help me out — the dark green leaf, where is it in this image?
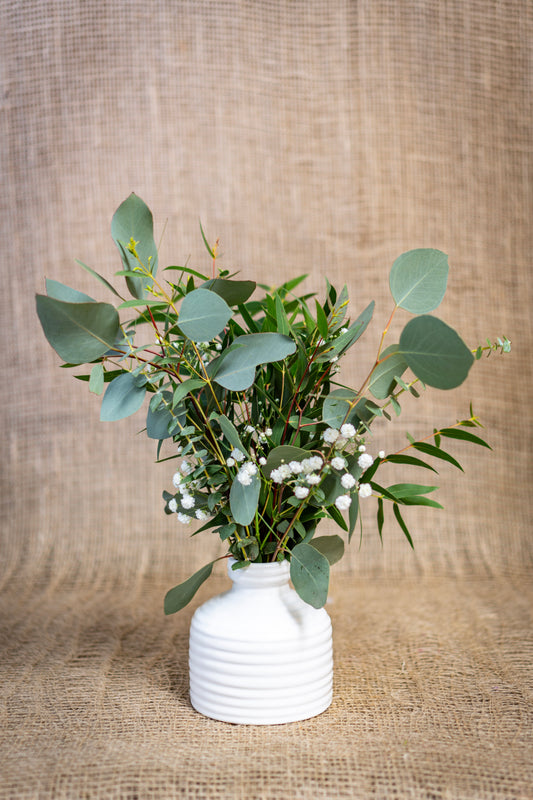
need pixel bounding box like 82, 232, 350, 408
201, 278, 256, 306
412, 441, 464, 471
377, 497, 384, 541
164, 561, 214, 614
385, 454, 438, 473
199, 220, 215, 258
315, 300, 329, 339
348, 492, 359, 541
216, 414, 248, 455
264, 445, 310, 477
393, 504, 414, 548
439, 428, 492, 449
290, 542, 330, 609
36, 295, 120, 364
386, 483, 438, 498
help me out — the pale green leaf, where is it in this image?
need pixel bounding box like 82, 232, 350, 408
390, 249, 448, 313
36, 295, 120, 364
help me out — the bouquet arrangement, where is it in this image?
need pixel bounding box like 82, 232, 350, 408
36, 194, 510, 611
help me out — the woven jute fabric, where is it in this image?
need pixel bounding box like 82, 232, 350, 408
1, 1, 532, 797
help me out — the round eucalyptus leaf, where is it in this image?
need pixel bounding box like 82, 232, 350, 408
178, 288, 233, 342
369, 345, 408, 399
111, 193, 158, 299
399, 315, 474, 389
100, 372, 147, 421
36, 295, 120, 364
290, 543, 330, 609
212, 333, 296, 391
229, 471, 261, 525
390, 249, 448, 313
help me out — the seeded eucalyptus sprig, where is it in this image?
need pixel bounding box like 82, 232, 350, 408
36, 193, 510, 613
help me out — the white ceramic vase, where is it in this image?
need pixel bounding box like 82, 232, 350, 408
188, 559, 333, 724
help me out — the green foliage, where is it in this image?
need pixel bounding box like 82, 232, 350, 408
35, 194, 510, 613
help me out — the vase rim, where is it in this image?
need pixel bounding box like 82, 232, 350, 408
227, 558, 290, 586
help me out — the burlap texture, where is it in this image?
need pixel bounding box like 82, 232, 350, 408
1, 1, 532, 797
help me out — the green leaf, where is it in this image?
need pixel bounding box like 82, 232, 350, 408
45, 278, 95, 303
316, 301, 375, 362
322, 389, 372, 429
216, 414, 248, 455
100, 372, 146, 421
400, 496, 444, 509
89, 362, 104, 395
389, 249, 448, 313
172, 378, 206, 408
211, 333, 296, 391
411, 441, 464, 471
377, 497, 384, 541
201, 278, 256, 306
384, 454, 438, 473
275, 294, 291, 335
111, 194, 158, 299
264, 445, 310, 477
178, 288, 233, 342
76, 259, 124, 300
36, 295, 121, 364
398, 316, 474, 389
439, 428, 492, 449
348, 492, 359, 541
290, 542, 330, 609
229, 471, 260, 525
369, 345, 409, 399
164, 561, 214, 614
309, 535, 345, 565
147, 393, 183, 439
393, 504, 414, 548
315, 300, 329, 339
117, 298, 168, 309
199, 220, 215, 259
386, 483, 438, 498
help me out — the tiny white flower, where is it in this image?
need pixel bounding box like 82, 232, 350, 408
181, 494, 195, 509
306, 473, 321, 485
237, 472, 252, 486
195, 509, 209, 520
358, 483, 373, 499
322, 427, 340, 443
331, 456, 346, 470
231, 448, 246, 462
294, 486, 310, 499
181, 460, 192, 475
270, 468, 283, 483
334, 436, 348, 450
358, 444, 366, 452
259, 457, 267, 466
245, 425, 255, 434
278, 464, 292, 480
177, 512, 192, 524
300, 458, 312, 473
335, 494, 352, 511
378, 450, 386, 459
341, 473, 356, 489
330, 355, 339, 363
201, 341, 210, 348
264, 428, 273, 437
215, 342, 222, 351
309, 456, 323, 471
339, 327, 348, 334
289, 460, 303, 474
168, 498, 178, 513
226, 457, 236, 467
358, 452, 374, 470
172, 472, 182, 488
340, 423, 356, 438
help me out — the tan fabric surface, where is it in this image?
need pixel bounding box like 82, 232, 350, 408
1, 0, 532, 797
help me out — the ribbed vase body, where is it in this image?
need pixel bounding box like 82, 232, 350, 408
188, 560, 333, 724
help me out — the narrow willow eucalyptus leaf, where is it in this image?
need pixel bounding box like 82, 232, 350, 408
216, 414, 248, 456
164, 561, 214, 614
36, 295, 120, 364
389, 248, 448, 313
393, 504, 414, 548
399, 316, 474, 389
100, 372, 146, 422
76, 259, 124, 300
290, 543, 330, 609
439, 428, 492, 449
178, 288, 233, 342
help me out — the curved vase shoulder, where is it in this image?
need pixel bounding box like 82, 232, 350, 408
189, 560, 333, 725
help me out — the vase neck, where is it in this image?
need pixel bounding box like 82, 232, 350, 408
227, 559, 290, 589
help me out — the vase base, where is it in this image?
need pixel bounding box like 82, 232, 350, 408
190, 691, 332, 725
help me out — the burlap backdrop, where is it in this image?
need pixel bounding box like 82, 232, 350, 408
1, 2, 532, 798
